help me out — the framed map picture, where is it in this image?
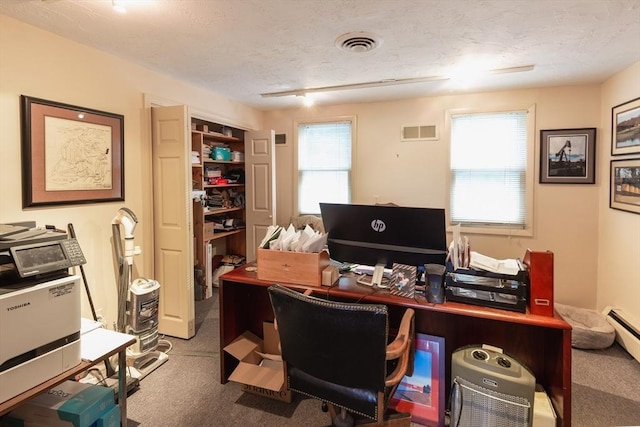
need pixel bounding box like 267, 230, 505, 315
20, 95, 124, 207
390, 334, 445, 427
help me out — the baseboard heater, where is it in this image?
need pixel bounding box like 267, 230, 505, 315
602, 306, 640, 362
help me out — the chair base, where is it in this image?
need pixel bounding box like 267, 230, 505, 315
327, 405, 411, 427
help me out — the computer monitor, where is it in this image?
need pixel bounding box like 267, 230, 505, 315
320, 203, 447, 287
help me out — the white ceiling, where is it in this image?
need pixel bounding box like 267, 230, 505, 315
1, 0, 639, 111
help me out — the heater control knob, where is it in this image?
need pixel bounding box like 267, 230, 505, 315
472, 350, 489, 361
497, 356, 512, 368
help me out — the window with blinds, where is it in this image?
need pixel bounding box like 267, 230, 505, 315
449, 109, 533, 232
297, 121, 353, 214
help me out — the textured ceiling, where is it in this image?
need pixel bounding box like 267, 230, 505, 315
1, 0, 639, 111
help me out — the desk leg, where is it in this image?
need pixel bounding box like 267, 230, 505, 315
118, 349, 127, 426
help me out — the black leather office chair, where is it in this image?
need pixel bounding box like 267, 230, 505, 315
268, 284, 415, 426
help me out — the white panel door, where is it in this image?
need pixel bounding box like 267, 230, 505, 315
151, 105, 195, 339
245, 130, 276, 262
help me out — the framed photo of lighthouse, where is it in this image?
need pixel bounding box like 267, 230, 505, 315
539, 128, 596, 184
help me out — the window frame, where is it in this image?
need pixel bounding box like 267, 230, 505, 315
445, 104, 536, 237
293, 115, 357, 216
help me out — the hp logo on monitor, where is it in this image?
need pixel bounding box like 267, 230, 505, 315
371, 219, 386, 232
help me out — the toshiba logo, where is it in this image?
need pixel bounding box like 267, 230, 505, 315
7, 302, 30, 311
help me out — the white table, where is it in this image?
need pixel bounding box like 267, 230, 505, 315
0, 327, 136, 426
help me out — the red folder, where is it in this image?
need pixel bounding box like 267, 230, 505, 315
523, 249, 554, 317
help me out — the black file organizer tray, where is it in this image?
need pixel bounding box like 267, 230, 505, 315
444, 263, 529, 313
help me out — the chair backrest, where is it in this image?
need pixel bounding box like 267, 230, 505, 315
268, 284, 389, 418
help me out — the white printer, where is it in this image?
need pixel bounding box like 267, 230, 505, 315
0, 224, 85, 404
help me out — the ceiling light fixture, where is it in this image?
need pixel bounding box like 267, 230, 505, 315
262, 75, 448, 98
300, 95, 315, 107
261, 65, 535, 98
113, 0, 127, 13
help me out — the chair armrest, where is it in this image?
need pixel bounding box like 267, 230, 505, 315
385, 308, 415, 387
386, 308, 414, 359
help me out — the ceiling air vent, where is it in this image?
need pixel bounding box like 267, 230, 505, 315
335, 32, 382, 53
401, 125, 438, 141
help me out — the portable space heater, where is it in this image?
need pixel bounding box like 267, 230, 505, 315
450, 345, 535, 427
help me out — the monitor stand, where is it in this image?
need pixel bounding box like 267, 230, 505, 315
356, 263, 389, 289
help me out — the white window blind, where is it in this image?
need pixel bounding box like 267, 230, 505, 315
298, 121, 352, 214
450, 111, 528, 228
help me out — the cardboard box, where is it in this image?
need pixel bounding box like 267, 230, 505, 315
204, 221, 214, 237
257, 248, 330, 287
6, 381, 114, 427
223, 322, 292, 403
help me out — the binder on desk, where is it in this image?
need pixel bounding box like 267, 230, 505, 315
523, 249, 554, 317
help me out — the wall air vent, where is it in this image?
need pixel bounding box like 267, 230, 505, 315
401, 124, 438, 141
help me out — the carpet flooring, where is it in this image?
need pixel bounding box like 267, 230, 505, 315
126, 290, 640, 426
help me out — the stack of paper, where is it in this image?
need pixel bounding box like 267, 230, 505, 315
469, 252, 520, 276
448, 224, 470, 270
259, 224, 327, 253
191, 151, 200, 164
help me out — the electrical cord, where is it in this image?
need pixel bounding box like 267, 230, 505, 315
157, 338, 173, 354
86, 368, 108, 386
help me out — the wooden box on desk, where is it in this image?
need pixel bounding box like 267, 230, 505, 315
257, 248, 330, 287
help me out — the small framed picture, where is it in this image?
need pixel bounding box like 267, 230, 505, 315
539, 128, 596, 184
611, 97, 640, 156
390, 334, 445, 427
390, 263, 416, 298
610, 158, 640, 215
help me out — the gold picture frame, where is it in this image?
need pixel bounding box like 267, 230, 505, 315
20, 95, 124, 207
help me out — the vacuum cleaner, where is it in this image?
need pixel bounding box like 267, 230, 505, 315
112, 207, 168, 379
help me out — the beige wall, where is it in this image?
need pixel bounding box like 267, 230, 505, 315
265, 86, 605, 308
597, 62, 640, 322
1, 14, 636, 326
0, 15, 263, 326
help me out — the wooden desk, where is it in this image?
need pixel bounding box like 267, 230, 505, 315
0, 328, 136, 426
219, 263, 572, 426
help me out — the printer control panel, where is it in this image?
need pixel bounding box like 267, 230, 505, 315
9, 238, 87, 278
60, 239, 87, 266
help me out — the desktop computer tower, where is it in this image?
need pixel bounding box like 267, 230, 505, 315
450, 345, 535, 427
